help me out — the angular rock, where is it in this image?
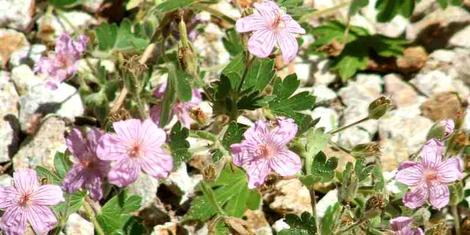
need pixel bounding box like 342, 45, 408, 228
151, 222, 179, 235
312, 84, 337, 104
0, 29, 30, 67
0, 0, 35, 31
421, 92, 465, 121
316, 189, 338, 218
411, 70, 470, 98
13, 117, 67, 169
0, 174, 12, 187
163, 163, 202, 204
9, 44, 47, 67
0, 71, 20, 163
128, 173, 160, 208
384, 74, 422, 108
244, 210, 272, 235
313, 59, 337, 85
449, 25, 470, 48
65, 213, 94, 235
268, 179, 312, 215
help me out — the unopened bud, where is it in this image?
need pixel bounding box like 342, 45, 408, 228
368, 97, 391, 120
351, 142, 381, 158
178, 18, 198, 78
203, 164, 216, 182
364, 195, 386, 218
427, 119, 455, 140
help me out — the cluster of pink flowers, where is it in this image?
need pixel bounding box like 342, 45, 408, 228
230, 118, 301, 188
150, 82, 202, 128
0, 169, 64, 235
390, 216, 423, 235
395, 119, 463, 209
236, 1, 305, 63
35, 33, 88, 89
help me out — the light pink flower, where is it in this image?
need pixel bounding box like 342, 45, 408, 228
236, 1, 306, 63
96, 119, 173, 187
150, 82, 202, 128
439, 119, 455, 138
64, 128, 110, 200
390, 216, 424, 235
230, 118, 301, 188
0, 169, 64, 235
35, 33, 88, 89
395, 139, 463, 209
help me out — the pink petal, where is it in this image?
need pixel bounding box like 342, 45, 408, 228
253, 1, 281, 20
63, 166, 86, 194
397, 160, 418, 171
236, 14, 267, 33
26, 205, 58, 235
66, 129, 88, 160
390, 216, 413, 232
140, 119, 166, 148
231, 143, 250, 167
0, 186, 18, 210
429, 184, 449, 209
395, 164, 424, 186
96, 134, 127, 161
13, 169, 39, 194
243, 120, 270, 144
269, 150, 301, 176
248, 29, 276, 58
276, 31, 299, 63
86, 128, 104, 153
31, 185, 64, 206
281, 15, 306, 34
420, 139, 444, 167
403, 186, 428, 209
140, 150, 173, 179
108, 159, 140, 187
413, 228, 425, 235
437, 157, 464, 183
244, 159, 271, 189
271, 118, 298, 145
85, 176, 104, 201
440, 119, 455, 137
150, 105, 162, 126
112, 119, 142, 142
0, 206, 27, 235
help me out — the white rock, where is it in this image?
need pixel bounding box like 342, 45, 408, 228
151, 222, 179, 235
0, 174, 12, 187
311, 107, 338, 132
82, 0, 104, 12
411, 70, 470, 99
339, 74, 383, 106
384, 74, 423, 108
316, 189, 338, 218
269, 179, 312, 215
9, 44, 47, 67
0, 71, 19, 163
313, 59, 337, 85
272, 219, 290, 233
0, 0, 34, 31
128, 173, 160, 208
37, 11, 96, 42
449, 25, 470, 48
65, 213, 94, 235
429, 49, 456, 63
164, 163, 203, 204
312, 85, 337, 103
336, 127, 372, 148
296, 63, 311, 83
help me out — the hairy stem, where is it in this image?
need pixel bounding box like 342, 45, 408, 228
452, 205, 461, 235
309, 187, 320, 232
83, 200, 105, 235
328, 117, 369, 135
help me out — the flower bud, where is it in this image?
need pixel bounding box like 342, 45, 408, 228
368, 97, 391, 120
178, 18, 198, 78
427, 119, 455, 140
351, 142, 381, 158
364, 195, 386, 218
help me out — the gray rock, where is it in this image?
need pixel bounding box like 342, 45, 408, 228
13, 117, 67, 169
65, 213, 94, 235
411, 70, 469, 99
312, 84, 337, 103
311, 107, 338, 132
449, 25, 470, 48
0, 0, 34, 31
128, 173, 160, 208
163, 163, 203, 204
0, 71, 20, 163
9, 44, 47, 67
0, 174, 12, 187
37, 11, 96, 43
268, 179, 312, 215
11, 65, 84, 131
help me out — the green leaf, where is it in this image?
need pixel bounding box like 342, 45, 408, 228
169, 122, 191, 166
243, 58, 275, 91
54, 152, 71, 179
372, 164, 385, 191
95, 19, 149, 53
300, 152, 338, 185
97, 191, 142, 234
279, 212, 316, 235
36, 166, 62, 185
305, 129, 330, 161
159, 65, 177, 127
184, 165, 261, 221
48, 0, 79, 7
375, 0, 416, 22
157, 0, 196, 12
222, 53, 246, 89
349, 0, 369, 16
320, 203, 341, 235
355, 158, 373, 182
169, 64, 192, 102
54, 191, 86, 219
222, 28, 244, 56
437, 0, 463, 8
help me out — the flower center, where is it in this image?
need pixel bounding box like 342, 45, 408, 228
257, 144, 276, 159
271, 13, 285, 30
81, 159, 95, 170
423, 169, 438, 183
18, 193, 31, 207
128, 143, 143, 158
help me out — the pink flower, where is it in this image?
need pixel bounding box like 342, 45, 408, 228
230, 118, 301, 188
35, 33, 88, 89
63, 128, 110, 200
390, 216, 424, 235
0, 169, 64, 235
96, 119, 173, 187
395, 139, 463, 209
150, 82, 202, 128
439, 119, 455, 138
236, 1, 306, 63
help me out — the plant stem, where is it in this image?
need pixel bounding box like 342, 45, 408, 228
337, 218, 366, 234
200, 181, 226, 216
83, 200, 105, 235
328, 117, 369, 135
309, 186, 320, 233
452, 205, 461, 235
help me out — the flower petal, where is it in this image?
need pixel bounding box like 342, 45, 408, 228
0, 206, 27, 235
113, 119, 142, 142
0, 186, 18, 210
231, 143, 250, 167
66, 129, 88, 160
244, 159, 271, 189
26, 205, 58, 235
395, 164, 424, 186
276, 31, 299, 63
389, 216, 413, 232
86, 128, 104, 153
269, 150, 301, 176
108, 159, 140, 187
397, 161, 418, 171
150, 104, 162, 125
140, 149, 173, 179
282, 15, 306, 34
247, 29, 276, 58
429, 184, 449, 209
236, 14, 267, 33
437, 157, 464, 183
140, 119, 166, 149
63, 165, 86, 193
420, 139, 444, 167
243, 120, 270, 144
85, 176, 104, 201
96, 134, 127, 161
271, 118, 298, 145
31, 185, 64, 206
403, 186, 428, 209
13, 169, 39, 194
253, 1, 281, 20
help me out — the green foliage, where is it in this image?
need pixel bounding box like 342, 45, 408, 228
349, 0, 369, 16
36, 166, 62, 185
37, 152, 71, 184
243, 58, 275, 91
95, 19, 148, 54
300, 152, 338, 185
278, 0, 315, 19
212, 122, 246, 161
48, 0, 79, 7
310, 22, 407, 80
157, 0, 196, 12
375, 0, 416, 22
320, 203, 341, 235
54, 191, 87, 219
222, 28, 244, 56
437, 0, 463, 8
184, 165, 261, 222
268, 74, 316, 129
279, 212, 316, 235
169, 64, 192, 102
222, 53, 245, 90
96, 191, 142, 234
169, 122, 191, 166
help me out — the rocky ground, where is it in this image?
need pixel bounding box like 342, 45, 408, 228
0, 0, 470, 234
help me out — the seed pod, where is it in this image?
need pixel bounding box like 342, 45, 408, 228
368, 97, 391, 120
364, 195, 386, 218
351, 142, 381, 158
